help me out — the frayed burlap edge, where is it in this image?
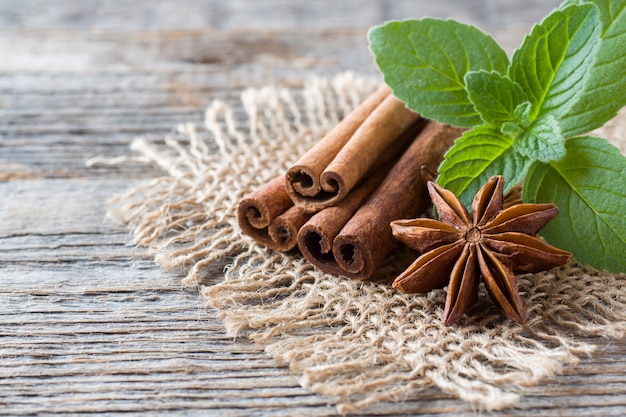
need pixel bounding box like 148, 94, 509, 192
100, 72, 626, 413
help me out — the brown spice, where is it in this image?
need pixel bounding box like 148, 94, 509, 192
237, 175, 312, 251
236, 86, 418, 254
285, 87, 421, 212
390, 176, 572, 325
297, 164, 390, 277
298, 121, 464, 280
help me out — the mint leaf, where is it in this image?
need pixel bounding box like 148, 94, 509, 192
523, 137, 626, 273
513, 102, 532, 127
514, 115, 566, 163
509, 4, 601, 122
559, 0, 591, 7
465, 71, 528, 126
560, 0, 626, 137
368, 19, 509, 127
437, 125, 531, 207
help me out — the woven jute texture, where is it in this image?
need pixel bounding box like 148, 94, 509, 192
108, 72, 626, 413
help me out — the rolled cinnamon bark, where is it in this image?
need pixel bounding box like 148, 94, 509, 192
237, 175, 312, 252
285, 85, 389, 204
297, 165, 388, 276
298, 121, 464, 280
286, 86, 420, 212
334, 121, 464, 279
296, 119, 426, 275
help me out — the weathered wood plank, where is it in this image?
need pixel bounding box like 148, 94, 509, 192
0, 0, 561, 32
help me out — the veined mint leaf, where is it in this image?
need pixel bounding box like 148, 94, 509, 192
368, 19, 509, 127
523, 136, 626, 273
560, 0, 626, 137
513, 102, 532, 127
437, 125, 531, 208
465, 71, 528, 126
499, 102, 533, 139
514, 115, 566, 163
509, 4, 601, 122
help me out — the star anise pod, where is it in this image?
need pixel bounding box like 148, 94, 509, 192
390, 176, 571, 325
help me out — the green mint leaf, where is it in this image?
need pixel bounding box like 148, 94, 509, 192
501, 121, 524, 138
513, 102, 533, 127
368, 19, 509, 127
514, 115, 566, 163
560, 0, 626, 137
523, 136, 626, 273
509, 4, 601, 122
465, 71, 528, 126
437, 125, 531, 207
560, 0, 592, 7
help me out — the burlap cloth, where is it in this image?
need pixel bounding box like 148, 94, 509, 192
106, 72, 626, 413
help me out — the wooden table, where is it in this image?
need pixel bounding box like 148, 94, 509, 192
2, 1, 625, 415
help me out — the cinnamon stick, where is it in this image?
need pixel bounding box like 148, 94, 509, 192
237, 175, 312, 252
298, 121, 464, 280
285, 86, 420, 212
297, 165, 389, 276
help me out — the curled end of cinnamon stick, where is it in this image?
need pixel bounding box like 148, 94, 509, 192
285, 166, 345, 213
298, 225, 374, 280
285, 165, 321, 198
237, 200, 311, 252
236, 198, 265, 238
333, 236, 370, 279
297, 224, 339, 270
237, 176, 311, 252
238, 197, 271, 229
320, 171, 344, 194
267, 206, 312, 251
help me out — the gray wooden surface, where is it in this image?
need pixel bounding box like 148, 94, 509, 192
3, 1, 626, 416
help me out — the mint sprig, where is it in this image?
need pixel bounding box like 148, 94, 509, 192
369, 0, 626, 273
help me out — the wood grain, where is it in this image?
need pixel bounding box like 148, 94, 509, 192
3, 1, 626, 416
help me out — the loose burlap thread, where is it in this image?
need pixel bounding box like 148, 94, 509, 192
105, 72, 626, 413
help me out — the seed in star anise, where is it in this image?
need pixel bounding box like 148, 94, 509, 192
390, 175, 571, 325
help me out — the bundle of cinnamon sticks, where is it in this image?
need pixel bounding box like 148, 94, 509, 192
237, 85, 464, 280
